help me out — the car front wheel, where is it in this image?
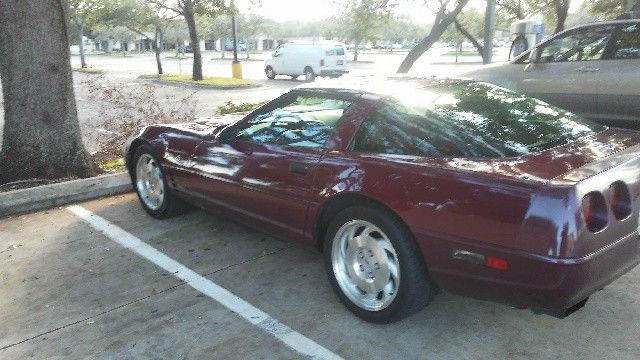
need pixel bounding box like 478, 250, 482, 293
323, 205, 435, 323
132, 145, 188, 219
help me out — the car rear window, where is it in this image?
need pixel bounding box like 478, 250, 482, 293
352, 82, 606, 158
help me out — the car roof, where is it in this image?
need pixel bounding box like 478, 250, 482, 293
294, 76, 476, 99
567, 19, 639, 29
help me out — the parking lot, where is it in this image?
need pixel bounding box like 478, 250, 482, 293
2, 193, 639, 359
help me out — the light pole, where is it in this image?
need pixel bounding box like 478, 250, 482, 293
483, 0, 497, 64
230, 0, 242, 79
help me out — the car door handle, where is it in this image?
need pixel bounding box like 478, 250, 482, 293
290, 162, 311, 175
576, 66, 599, 73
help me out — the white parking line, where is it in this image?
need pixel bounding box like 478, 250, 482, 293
67, 205, 342, 360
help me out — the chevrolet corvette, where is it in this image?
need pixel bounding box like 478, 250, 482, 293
126, 78, 640, 323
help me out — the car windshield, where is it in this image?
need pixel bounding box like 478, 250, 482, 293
359, 82, 606, 158
237, 96, 352, 147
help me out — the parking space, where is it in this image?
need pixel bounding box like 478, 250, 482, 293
2, 194, 640, 359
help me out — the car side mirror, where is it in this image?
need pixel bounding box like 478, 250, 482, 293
272, 51, 279, 57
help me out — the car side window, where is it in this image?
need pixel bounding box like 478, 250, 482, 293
352, 104, 444, 157
538, 25, 616, 63
612, 24, 640, 59
236, 95, 352, 148
335, 46, 345, 56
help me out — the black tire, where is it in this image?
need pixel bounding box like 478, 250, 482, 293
303, 67, 315, 82
265, 66, 276, 80
131, 144, 189, 219
291, 75, 299, 80
323, 205, 436, 323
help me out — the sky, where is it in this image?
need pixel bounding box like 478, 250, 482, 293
238, 0, 586, 24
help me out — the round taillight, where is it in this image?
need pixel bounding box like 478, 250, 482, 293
582, 191, 607, 233
609, 181, 632, 220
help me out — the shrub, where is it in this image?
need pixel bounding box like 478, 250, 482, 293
215, 100, 265, 115
82, 75, 197, 164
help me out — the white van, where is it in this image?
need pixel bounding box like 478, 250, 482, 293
264, 41, 348, 81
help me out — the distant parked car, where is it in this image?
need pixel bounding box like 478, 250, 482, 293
463, 20, 640, 128
224, 42, 247, 52
184, 45, 193, 53
264, 41, 348, 81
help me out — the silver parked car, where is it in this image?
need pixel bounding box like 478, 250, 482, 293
464, 20, 640, 128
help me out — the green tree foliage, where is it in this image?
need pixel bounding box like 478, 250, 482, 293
99, 0, 178, 73
238, 14, 273, 59
397, 0, 470, 73
496, 0, 570, 34
148, 0, 227, 80
202, 14, 232, 57
443, 8, 510, 56
380, 15, 424, 46
338, 0, 397, 60
442, 9, 484, 44
271, 19, 338, 39
69, 0, 103, 68
587, 0, 626, 19
93, 25, 137, 47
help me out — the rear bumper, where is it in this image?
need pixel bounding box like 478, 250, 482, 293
320, 69, 349, 77
416, 229, 640, 314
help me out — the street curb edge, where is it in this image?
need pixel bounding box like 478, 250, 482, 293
0, 173, 133, 218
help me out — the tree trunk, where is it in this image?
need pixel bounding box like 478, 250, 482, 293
77, 21, 87, 68
353, 43, 359, 61
246, 39, 250, 60
554, 0, 570, 34
397, 0, 470, 73
454, 19, 483, 57
154, 26, 163, 75
183, 2, 203, 81
0, 0, 95, 184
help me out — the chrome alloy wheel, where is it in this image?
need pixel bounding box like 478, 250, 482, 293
331, 220, 400, 311
135, 153, 165, 211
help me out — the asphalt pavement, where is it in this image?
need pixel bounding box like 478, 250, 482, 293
1, 193, 639, 359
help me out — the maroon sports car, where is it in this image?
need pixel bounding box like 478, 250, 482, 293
126, 78, 640, 323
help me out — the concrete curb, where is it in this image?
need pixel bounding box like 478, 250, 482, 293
0, 173, 133, 218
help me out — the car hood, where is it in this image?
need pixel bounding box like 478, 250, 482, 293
160, 113, 245, 137
442, 128, 640, 184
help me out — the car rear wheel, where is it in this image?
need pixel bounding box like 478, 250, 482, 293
132, 145, 188, 219
265, 66, 276, 80
323, 206, 435, 323
303, 67, 315, 82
